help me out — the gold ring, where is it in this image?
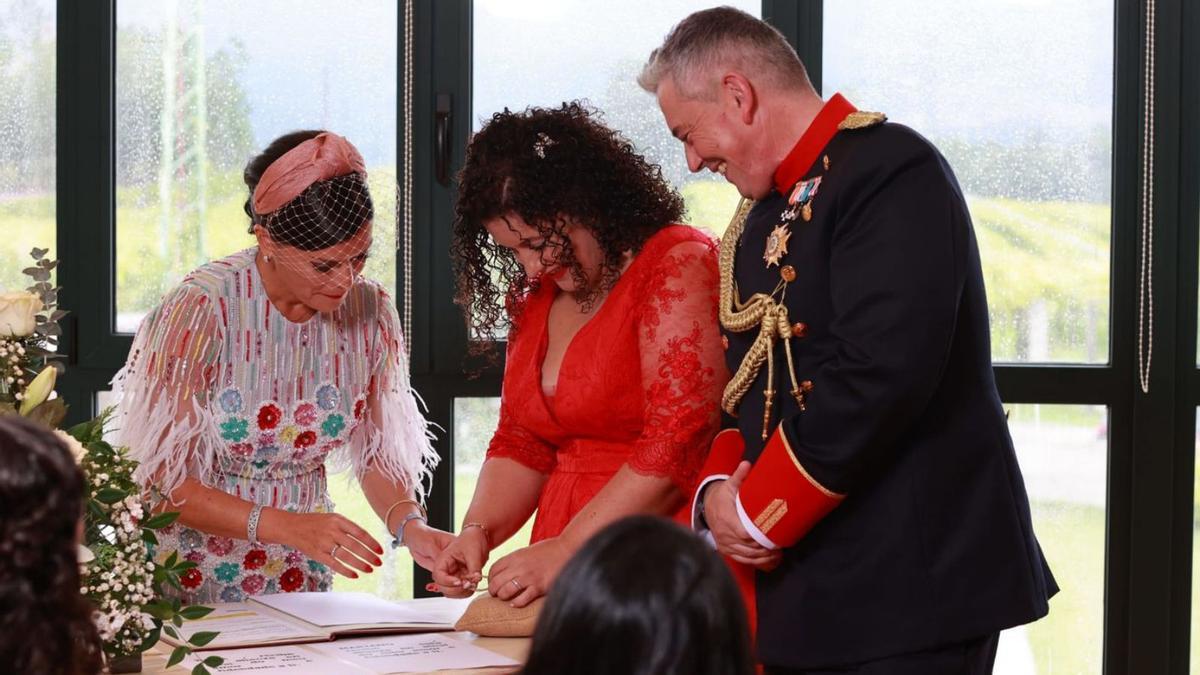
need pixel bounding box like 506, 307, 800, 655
510, 578, 522, 590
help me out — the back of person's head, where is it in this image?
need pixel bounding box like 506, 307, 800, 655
0, 416, 102, 675
639, 6, 813, 99
520, 516, 755, 675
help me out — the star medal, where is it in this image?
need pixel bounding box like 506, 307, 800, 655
763, 223, 792, 267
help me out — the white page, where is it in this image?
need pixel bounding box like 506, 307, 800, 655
254, 592, 471, 628
390, 596, 474, 625
311, 633, 520, 673
182, 644, 369, 674
178, 604, 320, 646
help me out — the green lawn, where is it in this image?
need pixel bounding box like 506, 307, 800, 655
1025, 501, 1106, 674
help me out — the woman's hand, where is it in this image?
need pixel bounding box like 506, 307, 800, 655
486, 537, 570, 608
264, 509, 383, 579
401, 521, 456, 571
431, 527, 490, 598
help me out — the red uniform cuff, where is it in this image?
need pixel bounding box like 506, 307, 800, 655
737, 425, 844, 547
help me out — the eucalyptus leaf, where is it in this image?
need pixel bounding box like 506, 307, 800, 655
188, 631, 219, 647
143, 512, 180, 529
179, 605, 214, 620
95, 487, 126, 504
166, 645, 188, 669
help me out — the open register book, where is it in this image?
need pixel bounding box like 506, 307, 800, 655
163, 592, 473, 651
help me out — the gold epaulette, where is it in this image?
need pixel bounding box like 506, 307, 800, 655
837, 111, 887, 131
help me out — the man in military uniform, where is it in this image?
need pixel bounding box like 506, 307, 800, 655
639, 8, 1057, 674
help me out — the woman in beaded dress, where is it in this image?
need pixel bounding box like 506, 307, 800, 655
112, 131, 445, 604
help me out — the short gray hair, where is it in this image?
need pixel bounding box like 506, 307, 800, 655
638, 6, 812, 100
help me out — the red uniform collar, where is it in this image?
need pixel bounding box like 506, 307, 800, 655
772, 93, 857, 194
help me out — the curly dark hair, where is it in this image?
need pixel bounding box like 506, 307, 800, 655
452, 102, 685, 359
0, 416, 102, 674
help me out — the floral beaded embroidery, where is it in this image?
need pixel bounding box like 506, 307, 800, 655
220, 417, 249, 442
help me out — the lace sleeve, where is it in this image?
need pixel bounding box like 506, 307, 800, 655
629, 239, 726, 490
111, 283, 224, 501
347, 286, 439, 499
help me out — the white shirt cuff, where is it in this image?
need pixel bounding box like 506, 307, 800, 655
735, 491, 779, 550
691, 474, 730, 549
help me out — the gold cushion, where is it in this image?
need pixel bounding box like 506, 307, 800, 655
453, 593, 545, 637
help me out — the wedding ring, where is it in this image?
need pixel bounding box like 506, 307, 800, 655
510, 578, 522, 590
330, 544, 342, 558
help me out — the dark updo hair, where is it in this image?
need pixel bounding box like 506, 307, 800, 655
520, 516, 755, 675
452, 102, 686, 355
243, 129, 374, 251
0, 416, 103, 675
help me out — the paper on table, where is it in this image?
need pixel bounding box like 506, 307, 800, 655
254, 592, 471, 628
311, 633, 520, 673
177, 605, 319, 646
182, 644, 369, 674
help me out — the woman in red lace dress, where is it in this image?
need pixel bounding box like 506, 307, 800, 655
432, 102, 727, 607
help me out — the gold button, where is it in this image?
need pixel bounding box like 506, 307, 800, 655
780, 265, 797, 282
792, 322, 808, 338
800, 380, 814, 392
823, 155, 831, 170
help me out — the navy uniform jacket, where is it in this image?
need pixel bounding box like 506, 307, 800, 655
717, 94, 1057, 669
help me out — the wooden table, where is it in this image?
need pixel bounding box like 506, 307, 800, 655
140, 632, 529, 674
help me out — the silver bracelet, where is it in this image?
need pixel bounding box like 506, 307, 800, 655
391, 512, 427, 550
247, 504, 265, 545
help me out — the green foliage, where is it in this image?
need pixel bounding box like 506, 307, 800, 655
75, 410, 220, 672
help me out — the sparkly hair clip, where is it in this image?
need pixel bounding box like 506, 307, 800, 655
533, 132, 556, 159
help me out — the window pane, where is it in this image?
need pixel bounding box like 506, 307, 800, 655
327, 477, 413, 601
472, 0, 758, 238
824, 1, 1113, 364
0, 0, 55, 293
454, 397, 533, 567
115, 1, 397, 333
999, 404, 1107, 674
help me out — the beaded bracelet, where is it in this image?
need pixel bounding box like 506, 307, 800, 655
391, 512, 428, 550
247, 503, 265, 545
